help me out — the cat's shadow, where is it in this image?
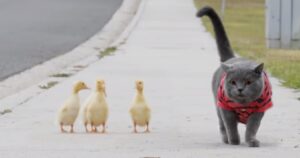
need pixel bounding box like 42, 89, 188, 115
183, 141, 279, 149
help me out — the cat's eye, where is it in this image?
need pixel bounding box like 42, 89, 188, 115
230, 80, 236, 85
245, 80, 252, 85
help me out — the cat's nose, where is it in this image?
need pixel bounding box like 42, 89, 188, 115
238, 88, 243, 93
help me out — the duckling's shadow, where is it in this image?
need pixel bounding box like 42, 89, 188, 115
55, 131, 154, 136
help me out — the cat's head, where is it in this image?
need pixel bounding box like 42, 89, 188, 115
222, 60, 264, 104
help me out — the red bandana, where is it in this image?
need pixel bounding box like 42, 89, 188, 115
217, 72, 273, 124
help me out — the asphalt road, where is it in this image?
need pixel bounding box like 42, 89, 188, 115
0, 0, 122, 81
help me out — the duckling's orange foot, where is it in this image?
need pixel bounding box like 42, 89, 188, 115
70, 125, 74, 133
132, 123, 138, 133
133, 127, 138, 133
101, 124, 106, 133
85, 128, 90, 133
92, 127, 99, 133
84, 124, 90, 133
144, 124, 150, 133
144, 129, 150, 133
60, 124, 66, 133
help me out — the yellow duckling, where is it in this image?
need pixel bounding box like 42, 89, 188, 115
130, 80, 151, 133
57, 81, 89, 133
84, 79, 108, 133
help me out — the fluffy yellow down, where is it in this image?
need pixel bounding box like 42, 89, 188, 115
57, 81, 88, 133
129, 80, 151, 133
83, 79, 108, 133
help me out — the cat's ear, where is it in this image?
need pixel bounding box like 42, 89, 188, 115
221, 63, 232, 72
254, 63, 264, 74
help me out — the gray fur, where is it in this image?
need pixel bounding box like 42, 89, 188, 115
212, 58, 265, 147
197, 6, 268, 147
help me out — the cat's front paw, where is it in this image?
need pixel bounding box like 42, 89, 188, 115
221, 133, 229, 144
229, 138, 240, 145
247, 139, 260, 147
222, 136, 229, 144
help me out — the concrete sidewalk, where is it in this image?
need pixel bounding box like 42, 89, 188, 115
0, 0, 300, 157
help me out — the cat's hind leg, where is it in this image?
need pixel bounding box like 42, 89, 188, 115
245, 112, 264, 147
217, 108, 228, 144
220, 108, 240, 145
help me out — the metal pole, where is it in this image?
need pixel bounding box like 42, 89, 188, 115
221, 0, 226, 19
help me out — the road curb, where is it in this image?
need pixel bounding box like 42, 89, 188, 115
0, 0, 144, 100
111, 0, 147, 47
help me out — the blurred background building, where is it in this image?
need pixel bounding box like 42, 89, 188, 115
266, 0, 300, 49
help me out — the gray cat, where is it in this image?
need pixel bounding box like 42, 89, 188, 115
196, 6, 273, 147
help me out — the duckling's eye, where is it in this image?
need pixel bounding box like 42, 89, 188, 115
245, 80, 252, 85
230, 80, 236, 85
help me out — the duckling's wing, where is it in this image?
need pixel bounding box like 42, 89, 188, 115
144, 104, 151, 120
58, 101, 69, 113
80, 93, 94, 121
61, 106, 68, 113
145, 104, 151, 111
129, 106, 137, 116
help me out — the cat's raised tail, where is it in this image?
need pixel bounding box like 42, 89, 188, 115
196, 6, 234, 62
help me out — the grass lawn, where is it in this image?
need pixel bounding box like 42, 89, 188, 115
194, 0, 300, 89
